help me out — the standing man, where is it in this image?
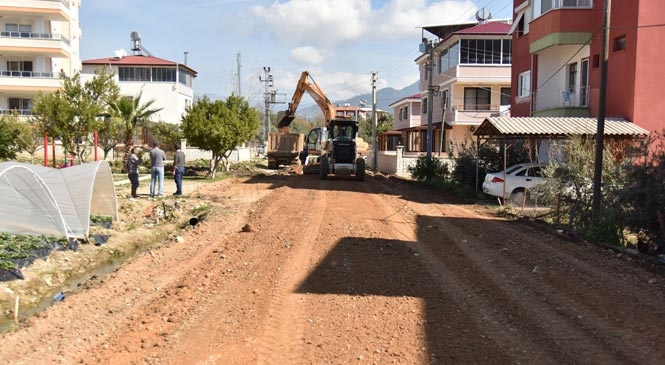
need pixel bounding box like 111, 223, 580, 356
127, 146, 143, 199
148, 141, 167, 198
173, 143, 186, 196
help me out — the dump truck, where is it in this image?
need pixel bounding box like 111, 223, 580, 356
267, 131, 303, 169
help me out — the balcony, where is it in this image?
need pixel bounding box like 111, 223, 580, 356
452, 104, 506, 124
0, 0, 71, 22
0, 70, 61, 92
0, 109, 33, 117
533, 85, 590, 117
0, 32, 71, 58
528, 7, 594, 54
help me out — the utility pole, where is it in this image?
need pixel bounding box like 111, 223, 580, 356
592, 0, 611, 223
371, 71, 378, 171
236, 53, 242, 97
259, 66, 274, 148
420, 38, 435, 160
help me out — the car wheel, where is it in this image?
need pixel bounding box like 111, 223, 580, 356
511, 189, 529, 207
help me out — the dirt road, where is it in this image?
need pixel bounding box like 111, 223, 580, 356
1, 173, 665, 364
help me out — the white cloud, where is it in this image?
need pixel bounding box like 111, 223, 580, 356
275, 68, 374, 102
251, 0, 479, 46
289, 46, 327, 65
251, 0, 371, 47
372, 0, 478, 40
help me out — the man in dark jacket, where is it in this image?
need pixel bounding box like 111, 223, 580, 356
173, 143, 186, 196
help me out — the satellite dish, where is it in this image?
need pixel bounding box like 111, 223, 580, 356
475, 7, 492, 23
114, 49, 127, 59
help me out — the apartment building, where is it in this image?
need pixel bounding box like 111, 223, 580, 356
81, 51, 197, 126
0, 0, 81, 117
387, 94, 421, 151
415, 19, 512, 155
510, 0, 664, 135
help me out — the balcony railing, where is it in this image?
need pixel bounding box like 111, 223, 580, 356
0, 31, 70, 46
0, 109, 32, 116
456, 104, 500, 112
0, 70, 55, 78
534, 85, 590, 111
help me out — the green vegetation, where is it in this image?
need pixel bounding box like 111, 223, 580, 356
32, 70, 119, 164
0, 233, 66, 271
408, 156, 451, 183
181, 95, 261, 178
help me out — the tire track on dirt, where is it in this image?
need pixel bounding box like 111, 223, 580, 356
430, 205, 665, 363
372, 177, 664, 363
252, 183, 328, 364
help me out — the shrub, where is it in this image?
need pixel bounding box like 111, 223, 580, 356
408, 156, 451, 183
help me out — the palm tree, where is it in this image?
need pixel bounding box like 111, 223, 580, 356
109, 92, 162, 172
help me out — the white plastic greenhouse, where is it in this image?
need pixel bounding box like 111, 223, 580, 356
0, 160, 118, 240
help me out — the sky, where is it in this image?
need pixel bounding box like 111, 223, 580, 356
79, 0, 513, 107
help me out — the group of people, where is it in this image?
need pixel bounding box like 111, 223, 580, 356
127, 141, 186, 199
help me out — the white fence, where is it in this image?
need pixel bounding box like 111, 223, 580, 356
372, 146, 456, 178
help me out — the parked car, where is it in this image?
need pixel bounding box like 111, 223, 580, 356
482, 162, 548, 205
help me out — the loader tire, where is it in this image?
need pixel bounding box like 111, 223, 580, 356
355, 158, 365, 182
320, 155, 328, 180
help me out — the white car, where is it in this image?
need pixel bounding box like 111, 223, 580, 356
482, 162, 548, 205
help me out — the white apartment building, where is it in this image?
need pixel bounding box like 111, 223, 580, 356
81, 51, 197, 126
415, 20, 512, 155
0, 0, 81, 116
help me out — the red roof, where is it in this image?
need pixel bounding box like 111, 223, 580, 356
82, 55, 197, 75
454, 21, 512, 35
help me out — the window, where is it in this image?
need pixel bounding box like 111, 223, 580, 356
534, 0, 592, 18
592, 54, 600, 68
178, 69, 189, 86
4, 24, 31, 37
118, 67, 151, 82
8, 98, 32, 114
438, 48, 448, 73
460, 39, 512, 65
500, 87, 511, 106
614, 35, 626, 51
518, 71, 531, 97
404, 106, 409, 119
151, 67, 176, 82
463, 88, 491, 110
6, 61, 33, 76
567, 62, 577, 92
422, 97, 428, 114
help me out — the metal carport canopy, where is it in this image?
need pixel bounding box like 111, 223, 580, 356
470, 117, 650, 200
473, 117, 650, 139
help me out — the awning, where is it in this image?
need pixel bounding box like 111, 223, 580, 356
474, 117, 650, 138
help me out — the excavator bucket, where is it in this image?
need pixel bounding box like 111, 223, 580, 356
277, 114, 295, 129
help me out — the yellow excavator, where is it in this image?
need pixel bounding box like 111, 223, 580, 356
273, 71, 368, 180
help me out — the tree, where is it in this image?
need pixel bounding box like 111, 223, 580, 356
182, 95, 261, 178
358, 113, 394, 143
96, 114, 123, 160
13, 117, 43, 164
0, 115, 28, 160
148, 121, 183, 151
32, 70, 119, 163
108, 91, 162, 171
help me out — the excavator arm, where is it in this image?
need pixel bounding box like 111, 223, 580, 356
277, 71, 336, 130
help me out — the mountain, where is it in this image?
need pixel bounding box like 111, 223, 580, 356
296, 80, 419, 119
